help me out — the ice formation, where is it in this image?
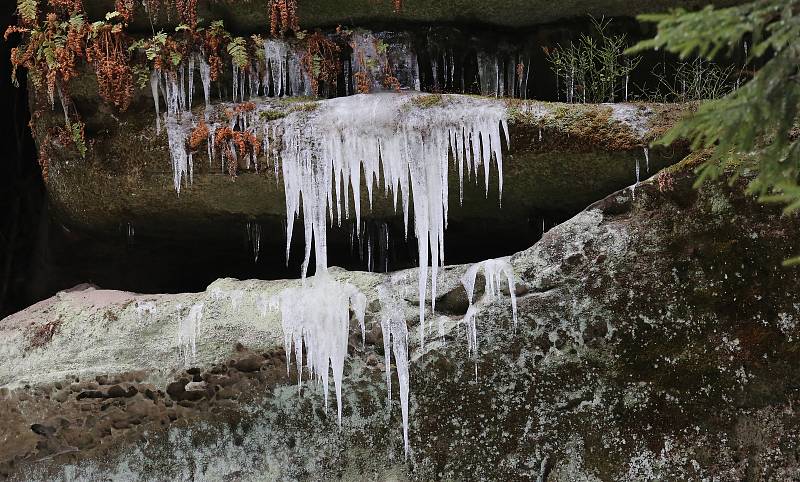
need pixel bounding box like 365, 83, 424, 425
350, 30, 420, 94
163, 93, 506, 350
135, 300, 157, 321
377, 283, 411, 457
255, 294, 271, 317
151, 35, 516, 453
477, 52, 501, 97
151, 66, 197, 193
177, 303, 204, 366
475, 52, 531, 98
273, 275, 367, 424
268, 94, 508, 333
262, 39, 312, 97
458, 258, 518, 381
461, 257, 519, 330
208, 288, 245, 312
246, 221, 261, 262
632, 157, 641, 199
157, 91, 508, 452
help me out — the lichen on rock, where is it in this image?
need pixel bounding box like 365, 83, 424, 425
2, 158, 799, 480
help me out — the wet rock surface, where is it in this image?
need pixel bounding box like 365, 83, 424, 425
2, 158, 799, 480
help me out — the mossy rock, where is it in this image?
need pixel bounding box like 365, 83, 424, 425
29, 76, 688, 243
4, 159, 800, 480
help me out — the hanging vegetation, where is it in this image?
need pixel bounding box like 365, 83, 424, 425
302, 31, 341, 95
86, 11, 134, 111
269, 0, 299, 37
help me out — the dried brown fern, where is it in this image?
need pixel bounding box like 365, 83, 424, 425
214, 126, 260, 177
269, 0, 299, 36
86, 22, 134, 111
302, 32, 341, 94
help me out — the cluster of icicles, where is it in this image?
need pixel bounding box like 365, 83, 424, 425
152, 39, 519, 457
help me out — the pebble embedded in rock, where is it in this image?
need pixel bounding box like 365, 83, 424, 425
185, 381, 207, 392
53, 390, 69, 403
76, 390, 105, 400
30, 424, 56, 437
166, 379, 189, 398
106, 385, 127, 398
233, 355, 264, 372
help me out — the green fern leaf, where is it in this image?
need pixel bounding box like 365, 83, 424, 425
227, 37, 249, 69
17, 0, 37, 23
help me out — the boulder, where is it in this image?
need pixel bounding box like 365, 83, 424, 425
2, 157, 799, 480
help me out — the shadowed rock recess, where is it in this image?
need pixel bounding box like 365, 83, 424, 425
2, 158, 800, 480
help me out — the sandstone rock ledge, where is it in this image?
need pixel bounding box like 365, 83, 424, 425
34, 89, 688, 241
2, 157, 800, 480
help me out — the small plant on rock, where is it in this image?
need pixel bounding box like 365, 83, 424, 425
544, 16, 641, 103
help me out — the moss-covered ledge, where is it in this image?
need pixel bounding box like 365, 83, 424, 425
29, 78, 690, 241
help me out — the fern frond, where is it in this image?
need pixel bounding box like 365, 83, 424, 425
227, 37, 248, 69
17, 0, 37, 24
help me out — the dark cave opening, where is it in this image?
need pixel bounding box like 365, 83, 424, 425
0, 3, 45, 318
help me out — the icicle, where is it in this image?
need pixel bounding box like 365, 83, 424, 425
198, 55, 211, 112
247, 221, 261, 262
460, 257, 518, 327
644, 147, 650, 172
377, 283, 411, 458
264, 38, 303, 97
272, 94, 507, 325
162, 94, 508, 454
352, 291, 367, 345
273, 274, 365, 425
166, 116, 190, 193
179, 62, 186, 111
632, 157, 640, 199
177, 303, 203, 366
151, 70, 162, 133
625, 74, 629, 102
477, 52, 499, 97
56, 83, 69, 125
383, 222, 390, 272
187, 56, 195, 109
463, 303, 478, 358
457, 257, 518, 378
232, 63, 239, 103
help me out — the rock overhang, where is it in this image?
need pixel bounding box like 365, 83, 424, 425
36, 90, 688, 242
82, 0, 751, 33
